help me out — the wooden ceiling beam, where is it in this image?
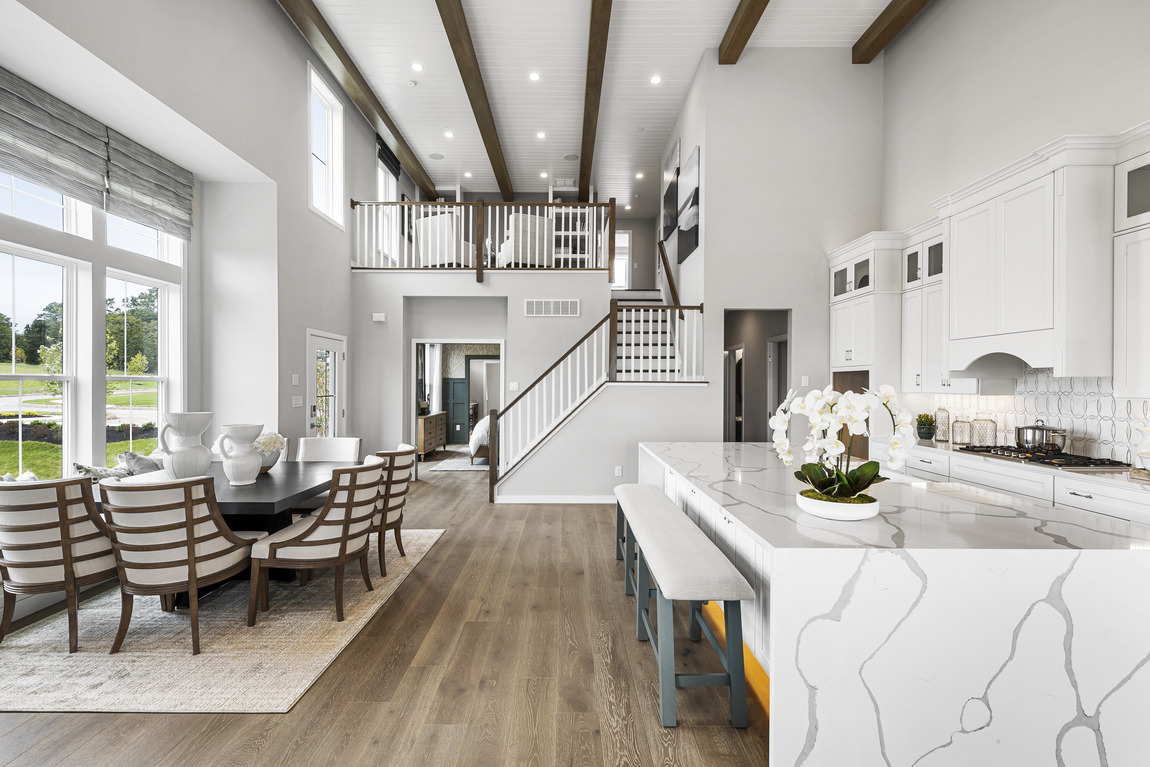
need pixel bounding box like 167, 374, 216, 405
276, 0, 437, 200
435, 0, 514, 201
718, 0, 772, 65
579, 0, 613, 203
852, 0, 933, 64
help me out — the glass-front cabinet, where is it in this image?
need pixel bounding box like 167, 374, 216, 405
1115, 150, 1150, 232
904, 236, 945, 288
830, 254, 873, 302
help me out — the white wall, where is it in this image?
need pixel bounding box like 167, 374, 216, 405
882, 0, 1150, 230
663, 57, 708, 307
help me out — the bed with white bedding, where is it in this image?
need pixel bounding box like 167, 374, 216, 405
468, 415, 490, 464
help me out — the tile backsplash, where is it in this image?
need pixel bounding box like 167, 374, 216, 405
905, 369, 1150, 462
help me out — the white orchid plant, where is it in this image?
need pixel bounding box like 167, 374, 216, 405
252, 431, 287, 457
771, 384, 915, 502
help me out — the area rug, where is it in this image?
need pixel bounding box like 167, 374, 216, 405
427, 455, 488, 471
0, 529, 444, 714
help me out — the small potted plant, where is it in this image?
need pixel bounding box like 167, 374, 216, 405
252, 431, 287, 473
771, 384, 915, 521
916, 413, 936, 441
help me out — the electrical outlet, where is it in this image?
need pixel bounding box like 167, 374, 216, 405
614, 465, 623, 477
509, 381, 519, 392
291, 395, 303, 407
801, 376, 809, 386
291, 373, 299, 386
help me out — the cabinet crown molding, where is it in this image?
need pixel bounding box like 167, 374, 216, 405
824, 231, 904, 264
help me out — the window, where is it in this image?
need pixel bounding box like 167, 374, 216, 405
105, 276, 163, 466
611, 230, 632, 289
106, 213, 185, 264
0, 251, 68, 479
308, 65, 344, 226
0, 169, 93, 239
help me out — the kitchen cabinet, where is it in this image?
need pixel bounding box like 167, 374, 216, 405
827, 232, 902, 304
903, 236, 944, 289
1115, 149, 1150, 232
1113, 227, 1150, 397
1054, 476, 1150, 527
830, 253, 872, 302
951, 175, 1054, 340
945, 455, 1055, 504
902, 282, 978, 394
830, 295, 874, 369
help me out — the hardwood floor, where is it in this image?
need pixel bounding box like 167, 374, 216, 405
0, 469, 770, 766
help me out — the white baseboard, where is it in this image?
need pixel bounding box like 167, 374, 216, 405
494, 494, 616, 505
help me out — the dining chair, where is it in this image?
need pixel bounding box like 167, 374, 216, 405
0, 477, 117, 653
293, 437, 363, 513
247, 456, 384, 626
98, 475, 268, 655
372, 444, 416, 577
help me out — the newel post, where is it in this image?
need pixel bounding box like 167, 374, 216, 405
475, 198, 485, 283
608, 197, 616, 283
488, 408, 499, 503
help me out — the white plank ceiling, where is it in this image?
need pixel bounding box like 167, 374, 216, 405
313, 0, 888, 216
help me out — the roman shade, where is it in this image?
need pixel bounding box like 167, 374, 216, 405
377, 136, 401, 179
106, 128, 194, 240
0, 65, 108, 207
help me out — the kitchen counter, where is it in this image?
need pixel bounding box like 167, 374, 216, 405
638, 441, 1150, 766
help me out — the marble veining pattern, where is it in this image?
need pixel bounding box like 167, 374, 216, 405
908, 369, 1150, 461
641, 442, 1150, 551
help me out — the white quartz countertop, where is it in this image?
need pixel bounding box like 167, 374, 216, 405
640, 441, 1150, 551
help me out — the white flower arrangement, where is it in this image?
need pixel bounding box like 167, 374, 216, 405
252, 431, 287, 457
772, 384, 915, 501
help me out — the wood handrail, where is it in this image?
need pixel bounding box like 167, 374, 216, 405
351, 199, 478, 207
497, 313, 611, 419
614, 303, 703, 311
658, 240, 684, 320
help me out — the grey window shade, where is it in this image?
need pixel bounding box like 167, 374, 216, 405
106, 129, 193, 240
0, 65, 108, 207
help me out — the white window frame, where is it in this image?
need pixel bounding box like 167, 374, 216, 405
106, 213, 184, 265
0, 169, 93, 240
308, 63, 345, 228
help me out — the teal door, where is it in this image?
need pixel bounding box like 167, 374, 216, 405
443, 378, 470, 444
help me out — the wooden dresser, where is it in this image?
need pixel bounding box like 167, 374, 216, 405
417, 411, 447, 459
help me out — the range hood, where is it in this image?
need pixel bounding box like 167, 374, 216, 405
949, 332, 1052, 373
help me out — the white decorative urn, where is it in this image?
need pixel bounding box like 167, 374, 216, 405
158, 412, 213, 479
218, 423, 264, 486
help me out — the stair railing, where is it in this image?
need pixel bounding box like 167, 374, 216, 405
614, 303, 704, 383
657, 240, 685, 320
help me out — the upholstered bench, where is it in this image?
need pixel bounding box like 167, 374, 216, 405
613, 483, 754, 728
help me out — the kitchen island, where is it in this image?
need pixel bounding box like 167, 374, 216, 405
638, 441, 1150, 766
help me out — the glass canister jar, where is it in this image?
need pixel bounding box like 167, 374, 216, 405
972, 412, 997, 447
934, 407, 950, 442
952, 418, 972, 446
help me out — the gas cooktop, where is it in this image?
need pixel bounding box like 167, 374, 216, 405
958, 445, 1132, 471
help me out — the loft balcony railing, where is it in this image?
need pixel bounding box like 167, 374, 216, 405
351, 198, 616, 283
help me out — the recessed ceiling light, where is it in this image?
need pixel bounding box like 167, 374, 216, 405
407, 80, 418, 88
635, 172, 644, 179
564, 154, 579, 161
537, 131, 546, 139
529, 72, 540, 81
540, 172, 548, 178
411, 63, 424, 72
464, 172, 472, 178
445, 130, 454, 138
429, 153, 444, 160
650, 75, 662, 85
625, 205, 632, 210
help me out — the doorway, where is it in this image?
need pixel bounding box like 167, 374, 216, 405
724, 346, 744, 442
306, 329, 347, 438
723, 310, 790, 442
466, 354, 501, 426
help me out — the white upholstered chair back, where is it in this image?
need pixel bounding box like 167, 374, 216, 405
296, 437, 361, 463
497, 212, 554, 267
0, 478, 114, 587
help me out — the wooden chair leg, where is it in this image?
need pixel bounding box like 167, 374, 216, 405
189, 586, 201, 656
0, 589, 15, 645
247, 560, 261, 627
334, 564, 346, 622
377, 528, 387, 577
65, 584, 79, 653
110, 592, 133, 654
394, 525, 405, 557
260, 567, 270, 611
359, 554, 373, 592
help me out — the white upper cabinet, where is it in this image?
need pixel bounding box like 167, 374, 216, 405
1115, 150, 1150, 232
903, 235, 944, 289
830, 253, 873, 302
901, 289, 924, 391
950, 203, 997, 340
1114, 227, 1150, 397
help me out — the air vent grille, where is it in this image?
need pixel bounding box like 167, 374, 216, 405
525, 299, 580, 318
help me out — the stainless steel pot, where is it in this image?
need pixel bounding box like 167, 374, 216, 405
1015, 420, 1067, 452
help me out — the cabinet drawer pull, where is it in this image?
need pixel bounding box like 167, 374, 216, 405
1068, 490, 1094, 500
920, 459, 933, 465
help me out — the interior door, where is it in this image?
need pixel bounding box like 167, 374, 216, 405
306, 330, 346, 438
444, 378, 470, 444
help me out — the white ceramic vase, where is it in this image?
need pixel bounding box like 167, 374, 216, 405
157, 412, 213, 479
1137, 426, 1150, 470
219, 424, 264, 486
258, 450, 281, 474
795, 491, 880, 521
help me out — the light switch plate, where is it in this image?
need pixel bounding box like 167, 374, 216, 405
509, 381, 519, 392
292, 395, 303, 407
614, 465, 623, 477
801, 376, 809, 386
291, 373, 299, 386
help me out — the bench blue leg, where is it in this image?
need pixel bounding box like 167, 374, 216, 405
624, 522, 636, 597
615, 502, 624, 561
636, 548, 650, 641
688, 601, 703, 642
657, 590, 677, 727
724, 600, 748, 728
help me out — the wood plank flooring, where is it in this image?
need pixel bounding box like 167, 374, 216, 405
0, 468, 769, 766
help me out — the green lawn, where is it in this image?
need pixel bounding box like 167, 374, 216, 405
0, 363, 56, 396
0, 437, 160, 477
105, 391, 159, 407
